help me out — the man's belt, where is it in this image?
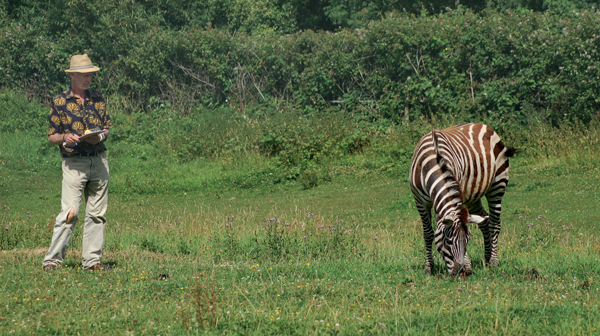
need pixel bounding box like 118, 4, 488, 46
63, 151, 104, 158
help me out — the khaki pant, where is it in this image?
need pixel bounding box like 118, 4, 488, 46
43, 152, 109, 269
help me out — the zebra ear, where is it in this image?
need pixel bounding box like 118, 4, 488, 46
468, 214, 488, 224
441, 215, 454, 226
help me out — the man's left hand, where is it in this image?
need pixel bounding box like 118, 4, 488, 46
85, 134, 103, 144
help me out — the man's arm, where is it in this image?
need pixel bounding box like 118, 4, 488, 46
48, 133, 80, 146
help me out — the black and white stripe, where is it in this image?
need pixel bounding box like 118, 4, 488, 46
409, 123, 516, 275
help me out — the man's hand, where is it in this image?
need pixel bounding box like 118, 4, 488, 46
49, 133, 80, 146
64, 133, 80, 146
83, 129, 109, 145
84, 134, 102, 145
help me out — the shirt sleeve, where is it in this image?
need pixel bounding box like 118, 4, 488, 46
93, 95, 113, 129
100, 98, 113, 129
48, 100, 63, 136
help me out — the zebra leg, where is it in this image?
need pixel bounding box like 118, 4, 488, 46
485, 183, 507, 267
469, 200, 492, 266
462, 252, 473, 276
486, 201, 503, 267
416, 201, 435, 274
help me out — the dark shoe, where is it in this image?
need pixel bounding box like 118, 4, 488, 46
43, 264, 57, 271
153, 274, 169, 280
88, 263, 111, 271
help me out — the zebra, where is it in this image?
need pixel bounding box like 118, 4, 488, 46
409, 123, 516, 276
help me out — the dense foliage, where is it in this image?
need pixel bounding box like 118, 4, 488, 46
2, 0, 596, 33
1, 1, 599, 125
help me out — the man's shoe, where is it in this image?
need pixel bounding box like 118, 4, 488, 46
88, 263, 111, 271
43, 264, 57, 271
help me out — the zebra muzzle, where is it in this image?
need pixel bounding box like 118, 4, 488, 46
450, 261, 470, 276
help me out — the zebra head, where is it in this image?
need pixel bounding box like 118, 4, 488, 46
435, 211, 488, 276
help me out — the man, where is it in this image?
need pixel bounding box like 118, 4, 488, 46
43, 54, 113, 271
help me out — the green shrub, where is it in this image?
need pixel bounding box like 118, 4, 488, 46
0, 89, 47, 133
3, 8, 599, 125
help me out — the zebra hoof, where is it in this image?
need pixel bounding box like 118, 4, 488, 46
425, 265, 433, 275
487, 259, 499, 267
463, 258, 473, 275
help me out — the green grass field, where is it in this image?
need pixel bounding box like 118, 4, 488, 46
1, 123, 600, 335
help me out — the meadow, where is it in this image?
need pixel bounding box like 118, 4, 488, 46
1, 95, 600, 335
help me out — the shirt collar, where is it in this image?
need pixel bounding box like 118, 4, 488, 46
65, 86, 91, 100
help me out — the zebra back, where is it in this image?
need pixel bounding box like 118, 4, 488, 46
410, 123, 511, 219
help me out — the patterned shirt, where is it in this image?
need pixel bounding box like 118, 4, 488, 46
48, 87, 113, 157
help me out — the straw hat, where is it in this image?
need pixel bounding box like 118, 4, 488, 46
65, 54, 100, 73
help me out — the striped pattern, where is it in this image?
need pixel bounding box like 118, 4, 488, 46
409, 123, 515, 275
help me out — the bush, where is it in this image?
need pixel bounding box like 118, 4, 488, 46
0, 89, 47, 133
2, 8, 599, 125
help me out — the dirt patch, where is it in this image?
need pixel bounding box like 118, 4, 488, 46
0, 247, 188, 266
1, 248, 53, 256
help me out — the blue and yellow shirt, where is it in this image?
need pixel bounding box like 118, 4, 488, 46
48, 87, 113, 157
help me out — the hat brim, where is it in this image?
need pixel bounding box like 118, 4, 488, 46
65, 66, 100, 73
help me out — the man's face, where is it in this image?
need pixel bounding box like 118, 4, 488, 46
71, 72, 93, 91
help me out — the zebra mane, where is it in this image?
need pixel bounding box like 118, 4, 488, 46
431, 129, 452, 172
431, 129, 467, 220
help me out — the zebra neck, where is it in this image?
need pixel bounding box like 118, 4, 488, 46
429, 167, 464, 221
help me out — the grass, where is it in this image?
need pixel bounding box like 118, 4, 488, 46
1, 97, 600, 334
2, 151, 600, 334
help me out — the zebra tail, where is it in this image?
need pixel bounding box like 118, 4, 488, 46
505, 147, 520, 157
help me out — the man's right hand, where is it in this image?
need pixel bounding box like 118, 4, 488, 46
64, 133, 80, 146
